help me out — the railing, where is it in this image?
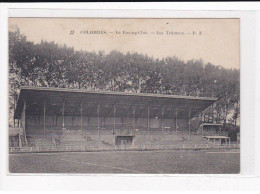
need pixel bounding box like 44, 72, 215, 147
26, 127, 183, 137
9, 142, 240, 153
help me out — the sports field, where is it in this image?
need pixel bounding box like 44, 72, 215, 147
9, 149, 240, 174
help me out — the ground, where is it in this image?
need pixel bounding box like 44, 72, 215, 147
9, 149, 240, 174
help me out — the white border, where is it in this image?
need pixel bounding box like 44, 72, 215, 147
1, 3, 260, 191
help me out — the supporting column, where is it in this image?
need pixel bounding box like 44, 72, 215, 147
113, 105, 116, 135
147, 106, 150, 135
13, 97, 16, 127
189, 110, 191, 140
97, 104, 100, 142
161, 106, 165, 131
43, 100, 46, 140
132, 106, 135, 134
175, 108, 178, 134
80, 102, 83, 131
19, 134, 22, 149
21, 100, 26, 127
23, 100, 28, 146
62, 102, 65, 129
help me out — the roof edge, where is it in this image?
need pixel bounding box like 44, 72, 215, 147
19, 86, 218, 101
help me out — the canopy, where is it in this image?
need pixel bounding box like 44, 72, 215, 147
14, 86, 217, 119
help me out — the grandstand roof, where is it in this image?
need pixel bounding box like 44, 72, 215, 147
14, 86, 217, 119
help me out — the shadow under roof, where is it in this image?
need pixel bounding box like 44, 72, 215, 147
14, 86, 217, 119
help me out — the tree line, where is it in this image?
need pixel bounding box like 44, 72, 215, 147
9, 27, 240, 127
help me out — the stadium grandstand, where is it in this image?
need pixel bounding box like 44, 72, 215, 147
10, 86, 222, 151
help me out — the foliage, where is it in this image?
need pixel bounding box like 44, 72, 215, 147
9, 28, 240, 126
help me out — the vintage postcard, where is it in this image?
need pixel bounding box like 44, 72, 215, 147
8, 18, 240, 174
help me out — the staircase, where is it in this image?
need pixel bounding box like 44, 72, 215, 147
20, 135, 28, 147
9, 127, 29, 148
196, 125, 204, 135
60, 130, 99, 147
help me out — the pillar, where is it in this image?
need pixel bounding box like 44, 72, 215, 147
22, 100, 28, 146
97, 104, 100, 142
80, 102, 83, 131
147, 105, 150, 134
43, 100, 46, 140
175, 108, 178, 134
13, 97, 16, 127
62, 102, 65, 128
189, 110, 191, 140
21, 100, 26, 128
19, 134, 22, 149
161, 106, 165, 130
113, 105, 116, 135
132, 106, 135, 134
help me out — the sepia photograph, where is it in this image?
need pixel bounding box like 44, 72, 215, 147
8, 18, 240, 174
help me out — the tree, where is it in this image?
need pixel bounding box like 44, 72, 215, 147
9, 27, 240, 127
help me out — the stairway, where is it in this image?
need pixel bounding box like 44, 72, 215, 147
60, 130, 99, 147
196, 125, 204, 135
20, 135, 28, 147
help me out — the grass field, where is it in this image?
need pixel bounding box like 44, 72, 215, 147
9, 149, 240, 174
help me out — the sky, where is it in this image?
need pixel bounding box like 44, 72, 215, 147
9, 18, 240, 69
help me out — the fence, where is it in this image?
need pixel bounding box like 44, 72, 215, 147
9, 142, 240, 153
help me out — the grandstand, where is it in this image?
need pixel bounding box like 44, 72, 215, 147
10, 86, 218, 150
